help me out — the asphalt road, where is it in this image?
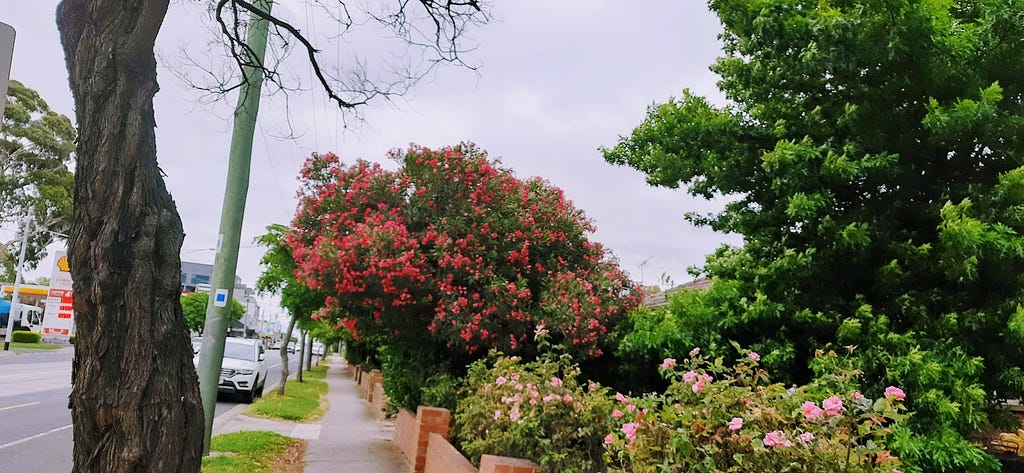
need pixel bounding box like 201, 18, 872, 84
0, 345, 300, 472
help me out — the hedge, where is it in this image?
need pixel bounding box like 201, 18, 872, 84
12, 331, 41, 343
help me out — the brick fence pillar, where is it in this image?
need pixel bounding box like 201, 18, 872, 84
478, 454, 545, 473
409, 406, 450, 473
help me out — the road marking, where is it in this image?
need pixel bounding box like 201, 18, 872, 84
0, 423, 72, 450
0, 401, 39, 413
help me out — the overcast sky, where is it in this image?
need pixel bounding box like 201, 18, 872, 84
5, 1, 742, 318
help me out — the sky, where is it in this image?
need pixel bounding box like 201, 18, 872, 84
3, 1, 742, 320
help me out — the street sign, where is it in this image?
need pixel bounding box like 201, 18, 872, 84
213, 289, 228, 307
0, 22, 14, 131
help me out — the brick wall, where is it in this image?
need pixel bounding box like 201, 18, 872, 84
424, 433, 477, 473
371, 381, 389, 417
394, 409, 418, 463
479, 455, 545, 473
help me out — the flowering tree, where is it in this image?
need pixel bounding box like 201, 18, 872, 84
290, 143, 639, 362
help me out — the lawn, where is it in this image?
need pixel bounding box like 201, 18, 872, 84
246, 366, 329, 422
202, 431, 302, 473
10, 342, 61, 350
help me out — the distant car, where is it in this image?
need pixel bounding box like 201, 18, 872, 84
312, 342, 325, 356
216, 338, 268, 403
270, 341, 282, 351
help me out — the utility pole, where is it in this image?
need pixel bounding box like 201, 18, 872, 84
2, 218, 30, 350
196, 0, 273, 454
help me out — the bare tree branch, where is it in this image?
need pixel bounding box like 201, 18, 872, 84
168, 0, 491, 123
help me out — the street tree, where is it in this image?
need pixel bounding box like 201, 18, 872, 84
254, 223, 325, 395
290, 143, 640, 409
180, 292, 244, 334
55, 1, 491, 471
603, 0, 1024, 471
0, 80, 75, 280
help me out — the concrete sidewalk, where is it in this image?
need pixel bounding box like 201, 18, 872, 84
303, 357, 407, 473
210, 356, 407, 472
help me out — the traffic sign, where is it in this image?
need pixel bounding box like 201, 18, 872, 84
0, 22, 14, 131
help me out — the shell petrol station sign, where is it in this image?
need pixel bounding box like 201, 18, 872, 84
41, 251, 74, 338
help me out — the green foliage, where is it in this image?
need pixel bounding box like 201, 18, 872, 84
254, 224, 326, 333
202, 431, 295, 473
0, 80, 76, 279
605, 349, 909, 473
604, 1, 1024, 471
419, 372, 461, 414
455, 352, 618, 473
179, 292, 244, 334
11, 330, 41, 343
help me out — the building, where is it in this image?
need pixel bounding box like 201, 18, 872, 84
642, 278, 713, 308
181, 261, 272, 338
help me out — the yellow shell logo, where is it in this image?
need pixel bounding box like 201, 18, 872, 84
57, 255, 70, 272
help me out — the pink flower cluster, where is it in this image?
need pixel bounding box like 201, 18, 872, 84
802, 395, 843, 419
682, 370, 714, 393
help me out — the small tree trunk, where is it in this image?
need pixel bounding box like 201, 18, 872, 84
57, 1, 203, 472
277, 314, 297, 396
305, 331, 314, 370
296, 330, 305, 382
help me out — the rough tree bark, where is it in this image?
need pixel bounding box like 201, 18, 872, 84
57, 1, 204, 472
277, 313, 297, 396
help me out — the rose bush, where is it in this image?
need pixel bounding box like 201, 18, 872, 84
455, 344, 618, 473
604, 347, 910, 473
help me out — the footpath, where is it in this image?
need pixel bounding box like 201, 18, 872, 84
212, 355, 407, 473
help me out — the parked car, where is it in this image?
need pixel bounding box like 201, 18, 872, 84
199, 337, 268, 403
312, 341, 325, 357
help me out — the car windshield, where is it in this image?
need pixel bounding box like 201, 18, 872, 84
224, 342, 255, 361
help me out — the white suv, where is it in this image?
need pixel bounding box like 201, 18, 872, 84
218, 338, 268, 403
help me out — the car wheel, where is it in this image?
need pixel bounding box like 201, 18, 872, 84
242, 388, 256, 403
256, 379, 264, 397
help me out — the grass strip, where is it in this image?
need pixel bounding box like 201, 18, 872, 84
10, 342, 61, 350
246, 367, 329, 421
202, 431, 297, 473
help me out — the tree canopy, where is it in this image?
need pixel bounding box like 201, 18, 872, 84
179, 292, 244, 335
291, 143, 639, 359
0, 80, 75, 279
603, 1, 1024, 471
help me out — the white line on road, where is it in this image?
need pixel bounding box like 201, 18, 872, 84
0, 424, 71, 450
0, 402, 39, 413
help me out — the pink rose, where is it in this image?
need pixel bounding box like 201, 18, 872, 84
689, 347, 700, 357
728, 417, 743, 431
612, 409, 624, 419
549, 376, 563, 387
683, 371, 698, 383
822, 395, 843, 417
661, 357, 677, 370
615, 392, 628, 403
763, 430, 793, 448
604, 434, 615, 445
884, 386, 906, 401
493, 410, 501, 420
495, 376, 507, 385
748, 351, 761, 361
802, 401, 824, 419
621, 422, 638, 441
797, 432, 815, 443
852, 391, 866, 401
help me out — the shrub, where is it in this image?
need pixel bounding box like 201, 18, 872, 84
603, 346, 909, 473
455, 349, 617, 473
12, 331, 41, 343
69, 334, 76, 344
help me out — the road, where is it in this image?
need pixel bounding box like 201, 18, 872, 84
0, 346, 300, 471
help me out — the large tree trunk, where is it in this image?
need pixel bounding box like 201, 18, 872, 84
57, 1, 204, 472
277, 314, 297, 396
